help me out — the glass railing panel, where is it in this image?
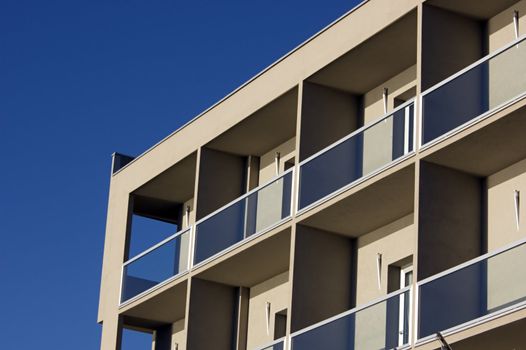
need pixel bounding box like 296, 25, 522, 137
194, 170, 293, 265
422, 37, 526, 144
121, 228, 191, 303
298, 102, 414, 210
257, 339, 285, 350
418, 241, 526, 339
291, 289, 412, 350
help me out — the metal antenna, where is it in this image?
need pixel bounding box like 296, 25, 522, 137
376, 253, 382, 290
275, 152, 281, 176
513, 10, 519, 41
514, 190, 520, 231
265, 301, 271, 335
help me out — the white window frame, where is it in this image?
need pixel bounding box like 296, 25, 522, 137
398, 264, 413, 346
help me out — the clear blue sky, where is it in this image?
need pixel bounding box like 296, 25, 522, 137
0, 1, 360, 348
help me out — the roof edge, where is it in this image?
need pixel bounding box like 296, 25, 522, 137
112, 0, 369, 177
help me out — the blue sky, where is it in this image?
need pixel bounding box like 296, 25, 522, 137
0, 1, 360, 348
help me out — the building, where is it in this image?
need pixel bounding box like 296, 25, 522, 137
97, 0, 526, 349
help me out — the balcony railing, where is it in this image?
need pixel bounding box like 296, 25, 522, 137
255, 338, 285, 350
417, 239, 526, 341
422, 35, 526, 146
193, 169, 294, 265
291, 287, 412, 350
120, 227, 191, 303
297, 100, 415, 211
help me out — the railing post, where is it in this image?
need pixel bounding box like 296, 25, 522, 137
412, 283, 419, 346
118, 262, 125, 306
188, 225, 195, 270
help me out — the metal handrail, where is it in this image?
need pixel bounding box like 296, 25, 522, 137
253, 337, 286, 350
194, 167, 294, 227
421, 35, 526, 98
417, 237, 526, 287
290, 286, 412, 339
119, 227, 192, 306
415, 238, 526, 344
123, 226, 192, 266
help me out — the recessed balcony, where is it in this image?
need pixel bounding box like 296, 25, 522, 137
297, 10, 417, 213
290, 287, 412, 350
121, 228, 191, 303
298, 100, 415, 212
417, 239, 526, 343
422, 36, 526, 147
189, 228, 292, 350
193, 169, 294, 266
120, 152, 197, 305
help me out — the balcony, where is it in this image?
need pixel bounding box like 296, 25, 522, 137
287, 239, 526, 349
417, 238, 526, 343
120, 228, 191, 303
298, 100, 415, 212
290, 287, 412, 350
422, 35, 526, 146
193, 169, 294, 266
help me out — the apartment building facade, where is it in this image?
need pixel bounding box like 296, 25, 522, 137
98, 0, 526, 349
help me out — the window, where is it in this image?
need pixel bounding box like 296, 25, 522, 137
398, 264, 413, 346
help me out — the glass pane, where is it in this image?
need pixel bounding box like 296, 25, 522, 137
194, 171, 293, 264
292, 291, 409, 350
418, 243, 526, 339
121, 229, 190, 302
298, 103, 414, 209
261, 341, 284, 350
422, 40, 526, 144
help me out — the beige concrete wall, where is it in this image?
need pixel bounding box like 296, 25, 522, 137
488, 0, 526, 52
362, 65, 417, 123
418, 161, 483, 279
487, 157, 526, 250
421, 4, 484, 90
253, 138, 296, 234
246, 272, 290, 350
362, 66, 417, 175
235, 287, 249, 350
172, 319, 185, 350
352, 214, 414, 350
291, 225, 354, 332
488, 2, 526, 111
258, 137, 296, 183
195, 147, 246, 219
355, 214, 415, 304
186, 278, 236, 350
299, 81, 360, 160
486, 157, 526, 313
99, 185, 131, 349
